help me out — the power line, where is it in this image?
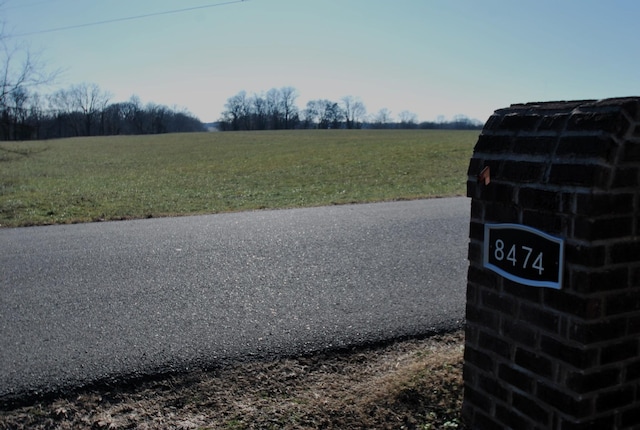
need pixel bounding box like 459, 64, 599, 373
4, 1, 60, 11
13, 0, 248, 37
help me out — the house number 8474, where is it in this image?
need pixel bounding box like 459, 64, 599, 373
493, 239, 544, 275
484, 224, 563, 289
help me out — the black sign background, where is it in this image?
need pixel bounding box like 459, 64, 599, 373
484, 224, 564, 288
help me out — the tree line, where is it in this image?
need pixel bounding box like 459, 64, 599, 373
1, 18, 479, 141
217, 87, 482, 131
1, 14, 204, 141
0, 82, 204, 141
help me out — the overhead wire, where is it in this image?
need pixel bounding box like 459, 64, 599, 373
3, 1, 60, 10
12, 0, 248, 37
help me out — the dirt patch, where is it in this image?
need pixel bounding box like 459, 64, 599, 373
0, 331, 465, 429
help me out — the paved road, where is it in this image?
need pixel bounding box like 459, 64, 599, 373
0, 197, 470, 404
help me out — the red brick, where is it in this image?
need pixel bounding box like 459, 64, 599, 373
513, 135, 558, 154
573, 216, 634, 241
548, 163, 611, 188
512, 391, 551, 424
463, 384, 493, 411
622, 406, 640, 429
521, 209, 569, 236
569, 318, 628, 344
498, 363, 535, 392
540, 335, 598, 369
605, 291, 640, 316
612, 166, 639, 187
515, 347, 554, 379
543, 289, 602, 319
596, 385, 635, 413
464, 97, 640, 430
622, 141, 640, 162
500, 319, 537, 345
474, 134, 513, 153
478, 373, 509, 399
565, 245, 607, 269
464, 345, 495, 372
537, 113, 570, 132
520, 303, 561, 334
600, 339, 639, 365
566, 111, 630, 134
480, 182, 517, 205
569, 267, 628, 294
610, 240, 640, 264
626, 359, 640, 382
481, 290, 517, 315
495, 404, 534, 430
479, 330, 512, 359
503, 280, 543, 304
500, 160, 545, 183
537, 381, 593, 417
566, 367, 621, 394
518, 187, 561, 212
556, 135, 618, 162
559, 415, 616, 430
484, 201, 519, 223
574, 192, 635, 217
498, 113, 541, 131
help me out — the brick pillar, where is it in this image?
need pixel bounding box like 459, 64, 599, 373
463, 98, 640, 429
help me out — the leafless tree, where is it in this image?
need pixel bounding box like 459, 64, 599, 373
221, 90, 250, 130
73, 83, 111, 136
373, 108, 393, 128
265, 88, 281, 129
341, 95, 366, 129
398, 110, 418, 128
279, 86, 298, 129
49, 83, 111, 136
250, 92, 268, 130
0, 9, 57, 140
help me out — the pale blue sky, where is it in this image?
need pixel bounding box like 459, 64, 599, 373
4, 0, 640, 123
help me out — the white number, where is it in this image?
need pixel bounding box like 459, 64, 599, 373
532, 252, 544, 275
507, 245, 517, 266
495, 239, 505, 261
493, 241, 545, 275
521, 246, 533, 268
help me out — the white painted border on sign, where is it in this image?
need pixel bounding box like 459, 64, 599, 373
483, 223, 565, 289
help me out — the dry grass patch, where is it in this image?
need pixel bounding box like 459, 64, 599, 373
0, 331, 465, 429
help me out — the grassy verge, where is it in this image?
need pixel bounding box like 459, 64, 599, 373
0, 331, 465, 430
0, 130, 476, 227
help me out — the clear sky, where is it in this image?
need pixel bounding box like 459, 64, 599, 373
3, 0, 640, 124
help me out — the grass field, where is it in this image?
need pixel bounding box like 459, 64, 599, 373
0, 129, 477, 227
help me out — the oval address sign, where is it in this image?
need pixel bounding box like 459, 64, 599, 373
483, 224, 564, 289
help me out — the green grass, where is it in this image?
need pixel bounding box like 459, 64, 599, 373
0, 130, 477, 227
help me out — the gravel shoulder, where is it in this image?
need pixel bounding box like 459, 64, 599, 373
0, 330, 466, 430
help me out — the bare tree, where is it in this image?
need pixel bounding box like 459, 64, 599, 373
72, 83, 111, 136
398, 110, 418, 128
48, 87, 80, 136
341, 96, 366, 129
279, 86, 298, 129
1, 41, 51, 108
373, 108, 393, 129
302, 100, 322, 128
265, 88, 281, 129
1, 9, 57, 140
250, 92, 267, 130
49, 83, 111, 136
221, 90, 250, 131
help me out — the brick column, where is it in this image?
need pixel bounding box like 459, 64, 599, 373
463, 98, 640, 429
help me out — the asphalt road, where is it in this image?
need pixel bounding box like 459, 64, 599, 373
0, 197, 470, 404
